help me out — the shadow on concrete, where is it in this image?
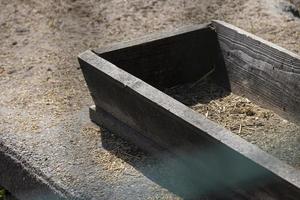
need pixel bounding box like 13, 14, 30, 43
100, 129, 214, 200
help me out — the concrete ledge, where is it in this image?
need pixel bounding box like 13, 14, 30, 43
0, 143, 70, 200
0, 107, 182, 200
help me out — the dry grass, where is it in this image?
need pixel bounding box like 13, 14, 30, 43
165, 77, 300, 168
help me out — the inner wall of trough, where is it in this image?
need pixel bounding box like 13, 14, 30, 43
97, 26, 218, 89
94, 26, 299, 169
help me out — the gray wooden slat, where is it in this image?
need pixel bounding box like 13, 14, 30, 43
212, 20, 300, 124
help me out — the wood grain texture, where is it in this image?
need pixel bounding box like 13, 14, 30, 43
212, 20, 300, 124
79, 50, 300, 199
93, 24, 217, 89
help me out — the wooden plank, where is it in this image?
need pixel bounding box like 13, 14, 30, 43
93, 24, 218, 89
79, 50, 300, 199
212, 20, 300, 124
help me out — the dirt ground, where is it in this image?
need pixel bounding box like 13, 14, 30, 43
0, 0, 299, 198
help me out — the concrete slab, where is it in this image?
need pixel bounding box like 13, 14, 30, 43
0, 106, 182, 200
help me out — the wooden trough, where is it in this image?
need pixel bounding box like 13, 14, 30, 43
78, 20, 300, 199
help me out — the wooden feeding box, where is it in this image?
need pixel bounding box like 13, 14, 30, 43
78, 20, 300, 199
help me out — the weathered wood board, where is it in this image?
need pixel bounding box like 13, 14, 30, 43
212, 20, 300, 124
79, 21, 300, 199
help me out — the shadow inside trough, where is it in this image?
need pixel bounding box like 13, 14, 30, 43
162, 38, 232, 108
164, 74, 231, 107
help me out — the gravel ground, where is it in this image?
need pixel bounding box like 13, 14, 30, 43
0, 0, 299, 199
